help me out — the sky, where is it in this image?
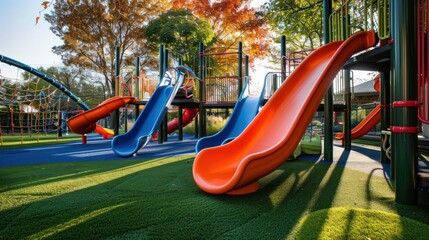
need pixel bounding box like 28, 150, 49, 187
0, 1, 63, 78
0, 1, 273, 82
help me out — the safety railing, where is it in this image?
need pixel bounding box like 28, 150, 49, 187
284, 50, 313, 79
329, 0, 390, 41
204, 76, 239, 103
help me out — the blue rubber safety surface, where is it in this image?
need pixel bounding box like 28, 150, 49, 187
0, 134, 197, 167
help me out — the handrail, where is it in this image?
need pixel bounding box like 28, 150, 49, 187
378, 0, 390, 40
329, 0, 390, 41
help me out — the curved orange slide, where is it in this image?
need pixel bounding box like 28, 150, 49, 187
193, 31, 376, 195
335, 105, 381, 140
67, 96, 136, 138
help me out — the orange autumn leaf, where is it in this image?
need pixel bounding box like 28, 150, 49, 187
171, 0, 269, 60
41, 1, 50, 9
102, 13, 113, 21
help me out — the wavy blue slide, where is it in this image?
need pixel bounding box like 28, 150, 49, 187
112, 67, 186, 157
195, 77, 266, 153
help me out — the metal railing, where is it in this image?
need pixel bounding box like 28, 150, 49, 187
204, 76, 239, 103
329, 0, 390, 41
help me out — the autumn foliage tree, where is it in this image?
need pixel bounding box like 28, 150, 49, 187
145, 9, 215, 69
171, 0, 270, 60
44, 0, 170, 97
263, 0, 324, 50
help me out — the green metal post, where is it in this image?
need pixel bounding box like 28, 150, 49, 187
380, 70, 390, 164
392, 0, 418, 205
198, 42, 206, 137
281, 35, 286, 82
390, 0, 395, 180
178, 57, 183, 141
343, 10, 351, 150
323, 0, 333, 162
158, 45, 165, 144
238, 42, 243, 96
114, 46, 120, 136
272, 75, 278, 93
162, 48, 169, 142
344, 70, 351, 150
245, 55, 249, 78
135, 57, 140, 119
178, 106, 183, 141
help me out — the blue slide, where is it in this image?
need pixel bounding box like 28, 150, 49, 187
195, 77, 266, 153
112, 67, 187, 157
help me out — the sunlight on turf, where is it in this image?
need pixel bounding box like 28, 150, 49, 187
28, 203, 129, 239
316, 208, 404, 239
0, 155, 191, 211
269, 163, 317, 208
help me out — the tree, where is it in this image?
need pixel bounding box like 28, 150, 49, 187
44, 0, 170, 99
171, 0, 270, 60
263, 0, 324, 50
145, 9, 215, 69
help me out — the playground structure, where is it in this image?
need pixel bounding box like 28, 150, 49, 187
0, 73, 73, 141
0, 55, 92, 143
193, 30, 376, 195
111, 67, 187, 157
191, 0, 428, 205
195, 75, 266, 153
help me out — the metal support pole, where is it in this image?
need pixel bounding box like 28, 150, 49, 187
162, 48, 169, 142
245, 55, 249, 78
392, 0, 418, 205
380, 70, 391, 164
158, 45, 165, 144
114, 46, 120, 136
344, 70, 351, 150
323, 0, 333, 162
198, 42, 206, 137
390, 0, 396, 180
281, 35, 286, 82
135, 57, 140, 119
238, 42, 243, 95
178, 106, 183, 141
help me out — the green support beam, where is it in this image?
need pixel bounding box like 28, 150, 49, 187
114, 46, 120, 136
158, 45, 165, 144
392, 0, 418, 205
380, 71, 390, 164
323, 0, 333, 162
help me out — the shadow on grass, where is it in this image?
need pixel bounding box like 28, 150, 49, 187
0, 160, 145, 194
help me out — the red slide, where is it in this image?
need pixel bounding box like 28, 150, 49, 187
193, 31, 376, 195
167, 108, 199, 133
152, 108, 198, 139
335, 105, 381, 140
67, 96, 136, 138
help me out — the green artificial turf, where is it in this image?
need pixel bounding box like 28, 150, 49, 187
296, 207, 429, 240
1, 155, 429, 239
0, 133, 83, 150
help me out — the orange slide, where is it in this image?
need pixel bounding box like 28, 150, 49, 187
335, 73, 381, 140
67, 96, 136, 138
193, 31, 376, 195
335, 105, 381, 140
